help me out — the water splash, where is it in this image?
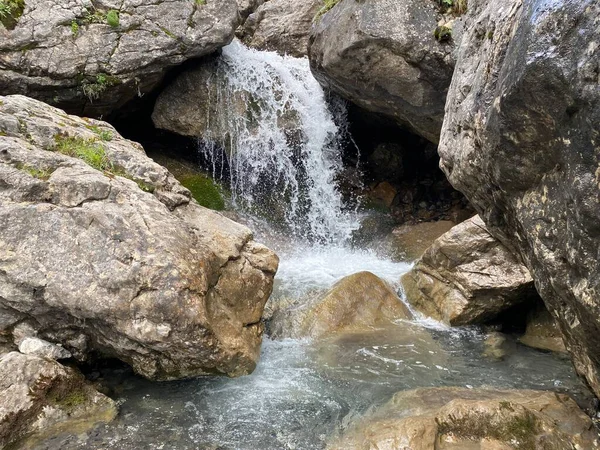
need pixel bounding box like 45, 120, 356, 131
199, 39, 358, 244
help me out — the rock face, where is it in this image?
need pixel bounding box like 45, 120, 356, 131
268, 271, 412, 339
437, 0, 600, 396
152, 57, 223, 140
0, 0, 239, 116
0, 95, 278, 380
0, 352, 117, 449
238, 0, 322, 57
401, 216, 537, 325
308, 0, 457, 143
328, 387, 600, 449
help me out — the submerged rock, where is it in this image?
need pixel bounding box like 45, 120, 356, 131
0, 0, 238, 116
328, 387, 600, 449
519, 304, 567, 354
0, 95, 278, 380
438, 0, 600, 397
269, 271, 412, 339
238, 0, 322, 56
308, 0, 457, 143
382, 220, 456, 261
402, 216, 537, 325
0, 352, 117, 449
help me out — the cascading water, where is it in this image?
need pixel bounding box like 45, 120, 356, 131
199, 39, 358, 244
36, 41, 595, 450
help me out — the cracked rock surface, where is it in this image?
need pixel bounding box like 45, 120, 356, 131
402, 216, 538, 325
438, 0, 600, 397
0, 0, 239, 116
308, 0, 459, 143
0, 95, 278, 380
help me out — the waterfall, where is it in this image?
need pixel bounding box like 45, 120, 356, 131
198, 39, 359, 244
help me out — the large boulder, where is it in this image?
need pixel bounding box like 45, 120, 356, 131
0, 95, 278, 380
401, 216, 537, 325
0, 0, 239, 116
328, 387, 600, 449
438, 0, 600, 396
268, 271, 412, 339
308, 0, 458, 143
238, 0, 322, 57
0, 352, 117, 449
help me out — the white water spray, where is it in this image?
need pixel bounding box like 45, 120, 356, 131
199, 40, 358, 244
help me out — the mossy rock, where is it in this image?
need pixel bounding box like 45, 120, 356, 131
179, 174, 225, 210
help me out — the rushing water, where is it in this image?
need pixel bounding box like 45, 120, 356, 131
34, 41, 594, 449
199, 40, 358, 244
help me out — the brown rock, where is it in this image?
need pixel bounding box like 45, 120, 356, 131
382, 220, 456, 261
402, 216, 537, 325
269, 271, 412, 339
328, 387, 600, 450
368, 182, 397, 209
0, 352, 117, 449
0, 95, 278, 380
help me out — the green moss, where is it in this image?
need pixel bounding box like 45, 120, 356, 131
71, 20, 79, 36
17, 164, 54, 180
436, 407, 540, 450
53, 135, 112, 171
0, 0, 24, 30
81, 73, 119, 101
106, 9, 119, 27
434, 25, 452, 42
314, 0, 341, 22
179, 174, 224, 210
85, 124, 113, 141
438, 0, 467, 15
47, 388, 87, 409
194, 0, 205, 5
159, 26, 176, 39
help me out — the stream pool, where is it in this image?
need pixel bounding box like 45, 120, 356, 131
34, 242, 593, 450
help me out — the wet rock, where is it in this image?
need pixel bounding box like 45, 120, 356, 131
18, 337, 72, 361
328, 387, 600, 449
0, 95, 278, 380
308, 0, 458, 143
368, 142, 404, 182
382, 220, 455, 261
482, 331, 515, 361
0, 352, 117, 449
367, 182, 397, 209
238, 0, 321, 56
519, 304, 567, 354
437, 0, 600, 397
0, 0, 238, 116
401, 216, 537, 325
269, 271, 412, 339
312, 322, 448, 385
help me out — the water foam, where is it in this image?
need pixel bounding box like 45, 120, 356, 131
200, 40, 358, 244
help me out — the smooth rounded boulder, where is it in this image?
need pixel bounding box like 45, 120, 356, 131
0, 95, 278, 380
268, 271, 413, 339
0, 0, 239, 116
308, 0, 458, 143
438, 0, 600, 397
